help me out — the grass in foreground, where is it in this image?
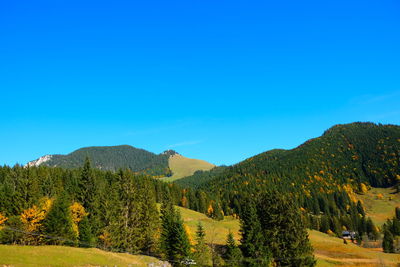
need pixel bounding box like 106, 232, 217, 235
0, 245, 162, 267
160, 154, 215, 182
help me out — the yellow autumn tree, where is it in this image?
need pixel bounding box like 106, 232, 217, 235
70, 202, 88, 237
0, 212, 8, 230
207, 203, 214, 217
359, 183, 368, 194
181, 196, 188, 208
99, 230, 112, 249
20, 197, 53, 245
184, 224, 194, 249
21, 206, 46, 232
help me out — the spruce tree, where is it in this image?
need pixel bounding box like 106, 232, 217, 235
108, 170, 142, 253
78, 216, 94, 247
225, 231, 242, 267
160, 197, 191, 266
42, 191, 76, 245
78, 157, 100, 237
193, 222, 210, 266
239, 199, 269, 266
136, 178, 160, 255
383, 229, 394, 253
257, 192, 316, 266
396, 207, 400, 221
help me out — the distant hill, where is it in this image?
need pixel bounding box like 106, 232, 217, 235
160, 154, 215, 182
27, 145, 171, 177
178, 122, 400, 189
27, 145, 215, 179
176, 122, 400, 222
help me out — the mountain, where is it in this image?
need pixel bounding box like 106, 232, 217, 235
176, 122, 400, 224
27, 145, 171, 177
178, 122, 400, 189
27, 146, 215, 179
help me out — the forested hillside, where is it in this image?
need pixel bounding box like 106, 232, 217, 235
28, 145, 172, 177
177, 122, 400, 237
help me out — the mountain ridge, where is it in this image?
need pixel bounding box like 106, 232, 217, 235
27, 145, 215, 179
27, 145, 171, 177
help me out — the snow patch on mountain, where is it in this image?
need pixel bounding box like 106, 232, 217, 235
27, 155, 53, 167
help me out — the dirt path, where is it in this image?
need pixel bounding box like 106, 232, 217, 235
315, 253, 390, 264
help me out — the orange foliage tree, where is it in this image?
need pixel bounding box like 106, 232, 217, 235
20, 197, 53, 244
70, 202, 88, 238
0, 212, 8, 230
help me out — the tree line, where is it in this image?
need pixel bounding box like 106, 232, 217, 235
0, 158, 218, 252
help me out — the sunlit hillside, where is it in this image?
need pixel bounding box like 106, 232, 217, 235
161, 154, 215, 182
356, 187, 400, 226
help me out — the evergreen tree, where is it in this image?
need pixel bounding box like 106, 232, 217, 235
356, 201, 365, 216
383, 229, 394, 253
392, 218, 400, 236
0, 215, 24, 244
140, 182, 160, 255
193, 222, 210, 266
78, 216, 94, 247
239, 199, 269, 266
108, 170, 142, 253
77, 158, 100, 236
225, 231, 242, 267
42, 191, 76, 245
257, 192, 316, 266
396, 207, 400, 221
365, 218, 379, 241
160, 197, 191, 266
212, 200, 224, 221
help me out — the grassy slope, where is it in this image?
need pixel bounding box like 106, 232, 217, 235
178, 205, 240, 245
176, 206, 400, 267
0, 245, 162, 267
356, 187, 400, 226
161, 154, 215, 182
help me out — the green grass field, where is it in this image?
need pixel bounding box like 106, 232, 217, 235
0, 245, 163, 267
356, 187, 400, 226
160, 154, 215, 182
177, 206, 240, 245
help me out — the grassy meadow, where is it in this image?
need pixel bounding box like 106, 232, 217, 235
0, 245, 162, 267
160, 154, 215, 182
356, 187, 400, 226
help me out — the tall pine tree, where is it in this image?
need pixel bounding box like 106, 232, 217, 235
239, 199, 269, 266
257, 192, 316, 266
160, 196, 191, 266
225, 231, 242, 267
193, 222, 210, 266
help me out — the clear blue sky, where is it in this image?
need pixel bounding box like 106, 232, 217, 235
1, 0, 399, 166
